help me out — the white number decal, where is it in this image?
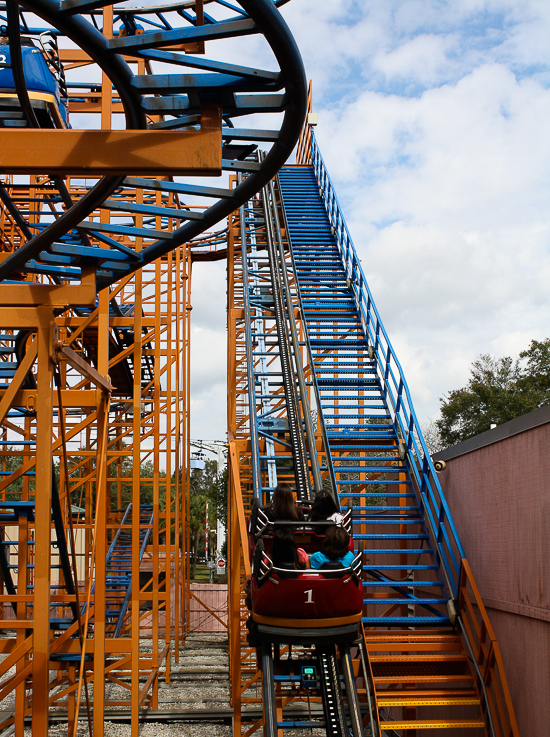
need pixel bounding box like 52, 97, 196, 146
305, 589, 314, 604
0, 55, 6, 64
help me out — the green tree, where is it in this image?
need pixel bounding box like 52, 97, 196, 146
188, 459, 226, 578
436, 339, 550, 446
210, 466, 228, 528
107, 451, 166, 509
189, 492, 207, 579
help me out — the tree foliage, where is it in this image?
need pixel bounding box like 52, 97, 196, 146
188, 459, 227, 578
436, 339, 550, 446
420, 419, 446, 456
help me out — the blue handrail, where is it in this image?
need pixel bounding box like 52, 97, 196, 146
308, 132, 465, 599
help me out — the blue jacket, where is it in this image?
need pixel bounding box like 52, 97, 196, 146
310, 550, 355, 569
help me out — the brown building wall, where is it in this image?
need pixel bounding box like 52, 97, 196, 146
434, 408, 550, 737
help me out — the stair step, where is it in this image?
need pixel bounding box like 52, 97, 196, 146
363, 580, 442, 588
365, 598, 448, 606
379, 719, 485, 730
364, 616, 450, 625
366, 642, 464, 652
370, 654, 468, 663
377, 696, 481, 707
374, 675, 472, 684
364, 630, 458, 642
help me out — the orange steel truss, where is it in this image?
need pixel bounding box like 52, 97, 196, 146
227, 199, 258, 736
0, 181, 192, 735
0, 160, 198, 735
0, 3, 225, 733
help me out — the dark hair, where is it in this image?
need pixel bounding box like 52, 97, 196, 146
322, 526, 350, 560
271, 528, 304, 569
309, 490, 339, 522
270, 483, 300, 521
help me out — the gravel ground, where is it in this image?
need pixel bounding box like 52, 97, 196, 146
24, 724, 233, 737
5, 633, 233, 737
5, 634, 372, 736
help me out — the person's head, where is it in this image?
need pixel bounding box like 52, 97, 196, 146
322, 525, 350, 560
270, 483, 299, 520
310, 490, 339, 521
271, 527, 300, 568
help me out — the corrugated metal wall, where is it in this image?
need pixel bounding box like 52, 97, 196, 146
438, 421, 550, 737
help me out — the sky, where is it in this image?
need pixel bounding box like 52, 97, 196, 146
189, 0, 550, 443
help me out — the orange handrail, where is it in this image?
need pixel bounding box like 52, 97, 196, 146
296, 81, 313, 165
458, 558, 520, 737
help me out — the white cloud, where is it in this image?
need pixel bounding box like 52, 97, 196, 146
314, 59, 550, 419
189, 261, 227, 439
373, 34, 455, 86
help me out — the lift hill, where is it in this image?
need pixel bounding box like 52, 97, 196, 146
228, 123, 519, 736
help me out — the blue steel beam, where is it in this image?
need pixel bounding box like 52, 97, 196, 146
0, 0, 307, 287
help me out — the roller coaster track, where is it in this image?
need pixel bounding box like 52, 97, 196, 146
230, 128, 520, 734
239, 163, 322, 503
238, 171, 364, 736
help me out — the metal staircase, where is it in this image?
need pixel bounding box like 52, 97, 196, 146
278, 165, 450, 630
0, 475, 79, 632
366, 629, 485, 732
103, 503, 154, 637
273, 136, 518, 735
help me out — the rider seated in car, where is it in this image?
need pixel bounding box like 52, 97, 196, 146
308, 489, 344, 526
309, 526, 354, 569
264, 482, 304, 522
270, 527, 308, 569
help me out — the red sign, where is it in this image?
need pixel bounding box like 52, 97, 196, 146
217, 558, 225, 569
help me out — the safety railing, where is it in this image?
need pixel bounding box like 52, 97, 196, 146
309, 130, 464, 600
459, 559, 519, 737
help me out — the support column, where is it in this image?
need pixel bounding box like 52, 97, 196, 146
32, 307, 54, 737
131, 266, 143, 736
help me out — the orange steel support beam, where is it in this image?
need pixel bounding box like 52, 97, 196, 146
58, 344, 114, 393
0, 341, 37, 425
459, 559, 520, 737
0, 244, 189, 733
228, 442, 251, 581
32, 307, 54, 737
0, 106, 222, 176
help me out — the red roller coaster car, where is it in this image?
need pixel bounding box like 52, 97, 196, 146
247, 507, 363, 644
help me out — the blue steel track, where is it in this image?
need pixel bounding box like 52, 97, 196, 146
0, 0, 307, 288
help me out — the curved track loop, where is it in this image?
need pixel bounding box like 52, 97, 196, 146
0, 0, 306, 288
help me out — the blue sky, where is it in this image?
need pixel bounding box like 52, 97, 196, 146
190, 0, 550, 442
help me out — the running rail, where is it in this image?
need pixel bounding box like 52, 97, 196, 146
238, 170, 321, 502
260, 173, 316, 501
274, 171, 340, 504
317, 645, 348, 737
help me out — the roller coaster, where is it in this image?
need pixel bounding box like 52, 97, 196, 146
0, 1, 519, 736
